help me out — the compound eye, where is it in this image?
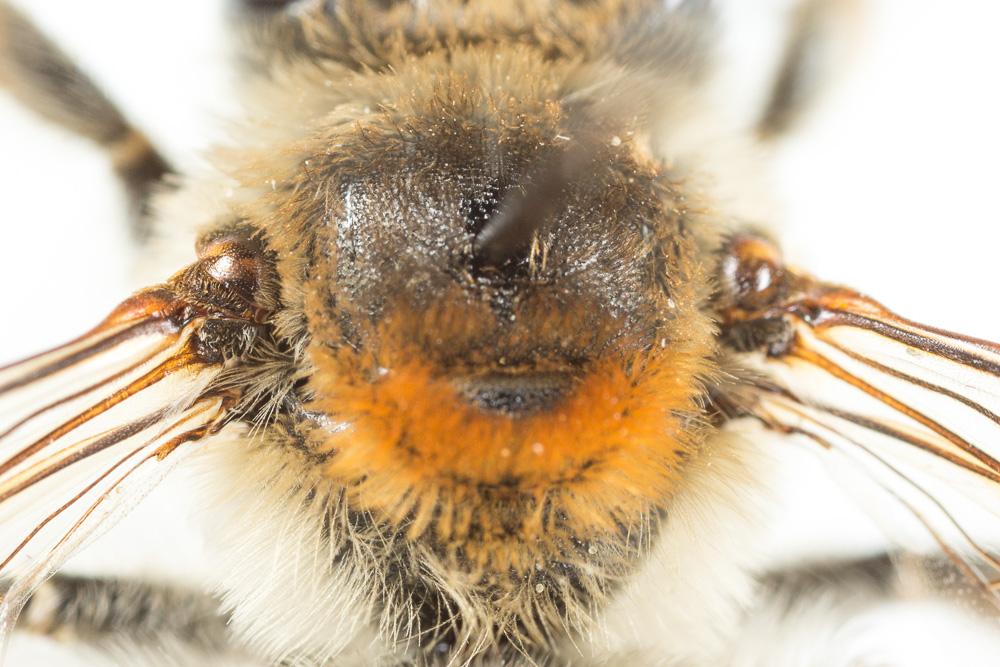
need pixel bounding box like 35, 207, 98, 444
187, 226, 274, 319
719, 233, 788, 312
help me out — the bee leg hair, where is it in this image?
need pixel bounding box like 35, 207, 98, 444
11, 573, 237, 658
0, 1, 172, 239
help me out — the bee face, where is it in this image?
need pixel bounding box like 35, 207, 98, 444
204, 41, 721, 649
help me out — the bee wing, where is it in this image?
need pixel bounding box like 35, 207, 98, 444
729, 285, 1000, 609
0, 288, 232, 634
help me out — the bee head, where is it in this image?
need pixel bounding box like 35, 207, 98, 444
219, 40, 719, 573
317, 108, 679, 408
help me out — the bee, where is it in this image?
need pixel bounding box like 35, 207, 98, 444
1, 0, 999, 665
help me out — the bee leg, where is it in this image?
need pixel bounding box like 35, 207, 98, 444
732, 553, 1000, 665
12, 573, 237, 658
757, 553, 899, 604
756, 0, 863, 140
718, 554, 898, 665
0, 1, 172, 240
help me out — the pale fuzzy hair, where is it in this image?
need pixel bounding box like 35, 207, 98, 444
194, 423, 775, 666
581, 429, 772, 665
196, 429, 385, 666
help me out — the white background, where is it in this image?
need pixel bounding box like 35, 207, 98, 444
1, 0, 1000, 664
